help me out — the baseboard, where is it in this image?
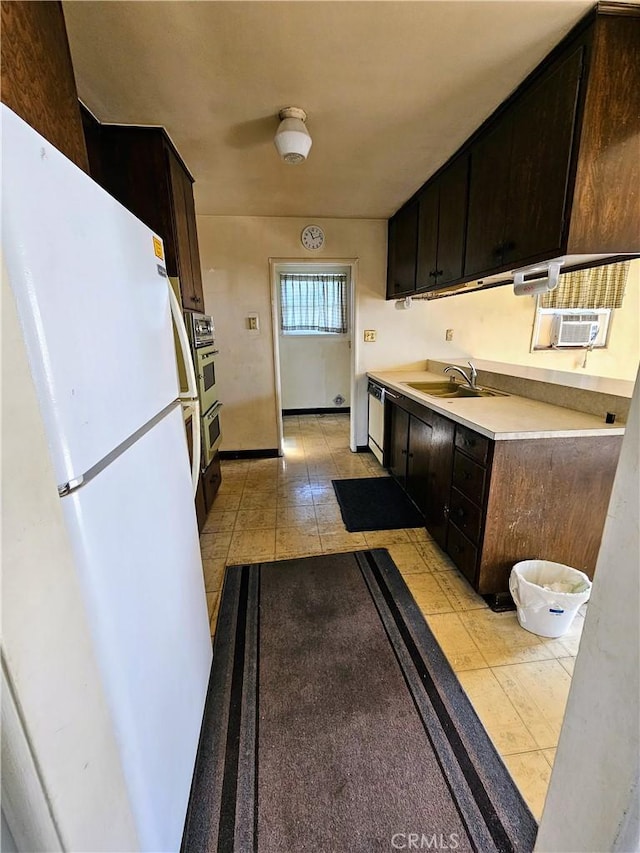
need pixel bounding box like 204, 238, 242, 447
282, 407, 350, 415
219, 449, 280, 460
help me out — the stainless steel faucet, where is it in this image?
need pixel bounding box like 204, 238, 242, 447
443, 361, 478, 389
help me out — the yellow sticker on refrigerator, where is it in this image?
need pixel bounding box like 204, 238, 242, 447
152, 236, 164, 260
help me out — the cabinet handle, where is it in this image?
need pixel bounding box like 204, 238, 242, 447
443, 505, 450, 518
401, 449, 407, 456
435, 269, 443, 277
466, 439, 476, 447
408, 452, 414, 459
428, 270, 437, 278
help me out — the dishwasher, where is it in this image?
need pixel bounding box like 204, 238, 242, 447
367, 380, 386, 464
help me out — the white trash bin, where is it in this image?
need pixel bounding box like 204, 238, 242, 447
509, 560, 592, 638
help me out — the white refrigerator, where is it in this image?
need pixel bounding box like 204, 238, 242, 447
1, 105, 212, 851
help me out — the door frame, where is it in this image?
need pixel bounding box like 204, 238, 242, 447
269, 258, 359, 455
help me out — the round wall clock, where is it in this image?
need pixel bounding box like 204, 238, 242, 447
301, 224, 325, 251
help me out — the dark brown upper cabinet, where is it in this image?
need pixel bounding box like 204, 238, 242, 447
417, 155, 469, 289
79, 115, 205, 312
386, 5, 640, 298
386, 201, 419, 298
1, 1, 88, 172
465, 46, 584, 278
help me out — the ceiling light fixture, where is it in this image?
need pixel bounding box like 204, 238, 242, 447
274, 107, 312, 164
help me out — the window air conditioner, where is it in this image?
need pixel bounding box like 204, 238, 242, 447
551, 314, 600, 347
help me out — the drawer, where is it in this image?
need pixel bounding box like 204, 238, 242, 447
455, 424, 489, 465
448, 487, 482, 544
452, 450, 486, 507
446, 523, 478, 586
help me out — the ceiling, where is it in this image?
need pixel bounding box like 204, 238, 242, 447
63, 1, 593, 220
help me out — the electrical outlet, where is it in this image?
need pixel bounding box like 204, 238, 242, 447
364, 330, 376, 342
445, 329, 454, 341
247, 313, 260, 331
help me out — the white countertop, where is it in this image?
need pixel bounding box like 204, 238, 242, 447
367, 369, 626, 441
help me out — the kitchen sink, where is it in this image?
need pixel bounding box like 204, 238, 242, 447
403, 381, 508, 399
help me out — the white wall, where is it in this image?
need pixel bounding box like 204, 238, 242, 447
197, 215, 441, 450
197, 215, 639, 451
279, 334, 351, 410
535, 368, 639, 852
416, 259, 639, 380
1, 271, 139, 852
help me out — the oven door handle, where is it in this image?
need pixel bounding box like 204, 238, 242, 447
206, 401, 223, 420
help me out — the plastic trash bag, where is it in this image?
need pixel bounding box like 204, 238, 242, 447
510, 560, 592, 638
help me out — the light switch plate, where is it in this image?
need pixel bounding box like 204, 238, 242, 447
445, 329, 454, 341
247, 313, 260, 332
364, 330, 376, 342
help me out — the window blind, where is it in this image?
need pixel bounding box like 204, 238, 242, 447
540, 261, 629, 310
280, 273, 347, 334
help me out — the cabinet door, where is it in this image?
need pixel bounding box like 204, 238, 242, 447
181, 167, 205, 309
388, 404, 410, 485
435, 155, 469, 286
464, 117, 511, 278
167, 148, 199, 311
387, 202, 418, 297
424, 410, 456, 548
202, 453, 222, 510
406, 416, 432, 514
415, 183, 439, 291
1, 1, 89, 172
96, 127, 178, 276
503, 47, 584, 267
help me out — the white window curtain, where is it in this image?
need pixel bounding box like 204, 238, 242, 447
280, 273, 347, 334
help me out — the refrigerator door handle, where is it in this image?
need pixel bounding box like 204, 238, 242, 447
181, 399, 201, 498
168, 283, 201, 497
168, 282, 199, 402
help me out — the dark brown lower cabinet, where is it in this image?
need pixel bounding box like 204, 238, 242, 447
387, 396, 454, 549
385, 390, 622, 596
388, 403, 410, 486
406, 417, 432, 518
202, 453, 222, 511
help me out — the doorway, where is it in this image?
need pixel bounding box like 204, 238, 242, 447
270, 260, 358, 455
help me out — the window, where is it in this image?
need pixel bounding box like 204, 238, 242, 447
539, 261, 629, 310
531, 261, 629, 351
280, 273, 347, 335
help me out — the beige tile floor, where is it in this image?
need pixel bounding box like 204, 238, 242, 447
201, 413, 585, 821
